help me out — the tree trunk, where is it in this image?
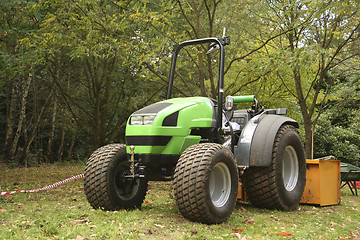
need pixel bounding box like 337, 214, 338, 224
67, 130, 76, 161
57, 125, 65, 162
9, 73, 32, 160
303, 114, 313, 160
192, 0, 207, 97
3, 82, 17, 156
293, 67, 313, 159
46, 96, 57, 162
18, 88, 54, 165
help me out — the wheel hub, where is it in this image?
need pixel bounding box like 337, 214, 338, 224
209, 162, 232, 208
114, 163, 140, 200
282, 146, 299, 191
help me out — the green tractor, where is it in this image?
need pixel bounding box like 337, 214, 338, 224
83, 35, 306, 224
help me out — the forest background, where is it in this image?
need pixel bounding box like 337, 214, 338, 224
0, 0, 359, 166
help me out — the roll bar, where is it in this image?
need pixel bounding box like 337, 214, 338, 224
166, 36, 230, 130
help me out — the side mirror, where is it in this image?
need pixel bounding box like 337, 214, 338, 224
225, 96, 234, 111
206, 43, 220, 55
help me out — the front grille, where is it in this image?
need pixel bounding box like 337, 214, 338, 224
126, 136, 172, 146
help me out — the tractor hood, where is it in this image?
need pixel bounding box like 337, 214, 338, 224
125, 97, 216, 155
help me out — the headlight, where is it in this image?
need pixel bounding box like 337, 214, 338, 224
130, 115, 156, 125
143, 115, 156, 125
130, 115, 143, 125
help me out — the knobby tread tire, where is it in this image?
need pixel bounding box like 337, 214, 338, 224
173, 143, 238, 224
84, 144, 147, 210
242, 125, 306, 211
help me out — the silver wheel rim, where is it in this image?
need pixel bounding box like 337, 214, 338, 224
282, 146, 299, 191
209, 162, 232, 208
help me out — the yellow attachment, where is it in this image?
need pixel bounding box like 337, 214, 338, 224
300, 159, 341, 206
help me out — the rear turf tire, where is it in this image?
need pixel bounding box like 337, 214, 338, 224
242, 125, 306, 211
84, 144, 148, 210
173, 143, 239, 224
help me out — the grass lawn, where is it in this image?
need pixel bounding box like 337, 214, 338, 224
1, 164, 359, 240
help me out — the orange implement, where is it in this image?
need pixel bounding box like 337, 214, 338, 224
301, 159, 341, 206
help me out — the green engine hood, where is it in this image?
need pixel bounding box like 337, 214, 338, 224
125, 97, 216, 155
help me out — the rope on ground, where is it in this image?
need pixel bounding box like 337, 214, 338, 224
0, 173, 84, 196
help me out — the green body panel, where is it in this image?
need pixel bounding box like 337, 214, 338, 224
232, 95, 255, 103
125, 97, 215, 155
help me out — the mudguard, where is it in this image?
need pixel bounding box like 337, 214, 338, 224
235, 114, 299, 167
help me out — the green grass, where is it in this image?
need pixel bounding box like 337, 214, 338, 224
1, 165, 359, 240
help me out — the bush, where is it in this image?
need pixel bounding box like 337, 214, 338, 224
314, 115, 360, 165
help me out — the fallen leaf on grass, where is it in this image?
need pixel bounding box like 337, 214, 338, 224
350, 208, 358, 212
233, 228, 243, 233
154, 224, 165, 228
73, 219, 88, 223
345, 218, 354, 223
245, 218, 255, 224
350, 231, 360, 238
76, 214, 89, 219
276, 232, 291, 236
330, 221, 338, 227
0, 208, 6, 212
73, 214, 90, 223
73, 236, 86, 240
338, 235, 346, 240
67, 235, 83, 240
231, 232, 242, 239
26, 220, 37, 226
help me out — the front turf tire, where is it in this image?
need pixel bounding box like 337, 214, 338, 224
173, 143, 239, 224
84, 144, 148, 210
242, 125, 306, 211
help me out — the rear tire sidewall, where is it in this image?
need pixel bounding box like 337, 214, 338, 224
205, 149, 239, 219
274, 128, 306, 210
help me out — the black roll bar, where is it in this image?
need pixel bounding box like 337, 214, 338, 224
166, 37, 230, 130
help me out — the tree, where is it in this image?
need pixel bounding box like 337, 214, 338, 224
30, 0, 151, 149
314, 70, 360, 164
229, 0, 360, 158
1, 0, 359, 165
0, 0, 49, 164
